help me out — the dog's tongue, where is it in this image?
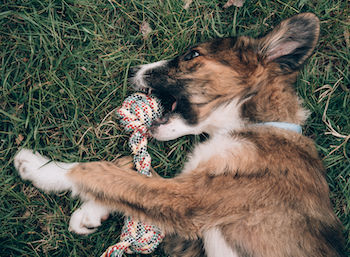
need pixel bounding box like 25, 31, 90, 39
151, 100, 175, 126
153, 113, 170, 126
171, 101, 177, 111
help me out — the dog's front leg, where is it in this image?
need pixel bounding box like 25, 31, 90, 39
68, 161, 202, 237
14, 148, 78, 192
14, 149, 202, 237
14, 149, 112, 235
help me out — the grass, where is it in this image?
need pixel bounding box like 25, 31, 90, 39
0, 0, 349, 256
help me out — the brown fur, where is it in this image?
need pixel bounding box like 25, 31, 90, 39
66, 13, 345, 256
68, 128, 343, 256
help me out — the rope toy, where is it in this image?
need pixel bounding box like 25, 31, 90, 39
101, 92, 166, 257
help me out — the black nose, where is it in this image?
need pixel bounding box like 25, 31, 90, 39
129, 66, 140, 78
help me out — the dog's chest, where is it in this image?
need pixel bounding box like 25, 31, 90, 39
181, 133, 247, 174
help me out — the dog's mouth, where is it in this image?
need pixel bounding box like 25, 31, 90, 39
139, 87, 177, 126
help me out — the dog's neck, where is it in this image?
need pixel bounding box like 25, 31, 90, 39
190, 99, 303, 138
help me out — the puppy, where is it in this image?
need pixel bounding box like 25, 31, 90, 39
14, 13, 346, 257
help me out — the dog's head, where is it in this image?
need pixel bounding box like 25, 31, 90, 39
130, 13, 319, 141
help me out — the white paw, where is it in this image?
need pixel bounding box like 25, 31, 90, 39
14, 148, 49, 180
14, 148, 77, 192
69, 200, 110, 235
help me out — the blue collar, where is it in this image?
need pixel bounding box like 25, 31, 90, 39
257, 122, 302, 134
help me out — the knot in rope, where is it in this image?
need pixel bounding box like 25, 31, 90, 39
101, 92, 165, 257
117, 92, 163, 133
116, 92, 163, 175
102, 216, 165, 257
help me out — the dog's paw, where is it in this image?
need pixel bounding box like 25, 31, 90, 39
14, 148, 77, 192
14, 148, 48, 179
69, 201, 110, 235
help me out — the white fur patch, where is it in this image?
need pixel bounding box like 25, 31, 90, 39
182, 134, 248, 174
132, 60, 169, 90
198, 99, 244, 135
152, 114, 204, 141
203, 227, 238, 257
153, 98, 244, 141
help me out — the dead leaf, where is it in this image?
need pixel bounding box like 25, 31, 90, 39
79, 66, 91, 72
16, 134, 24, 145
22, 210, 31, 218
183, 0, 193, 9
140, 21, 152, 39
223, 0, 245, 8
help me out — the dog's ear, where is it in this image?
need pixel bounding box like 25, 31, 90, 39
258, 13, 320, 74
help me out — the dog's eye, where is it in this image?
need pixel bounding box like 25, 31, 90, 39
184, 50, 200, 61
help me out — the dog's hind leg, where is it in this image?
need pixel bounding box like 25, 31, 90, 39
68, 199, 110, 234
161, 234, 207, 257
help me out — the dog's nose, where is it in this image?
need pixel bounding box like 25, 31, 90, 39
129, 66, 140, 78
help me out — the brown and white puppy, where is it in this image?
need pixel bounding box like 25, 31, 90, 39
14, 13, 346, 257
